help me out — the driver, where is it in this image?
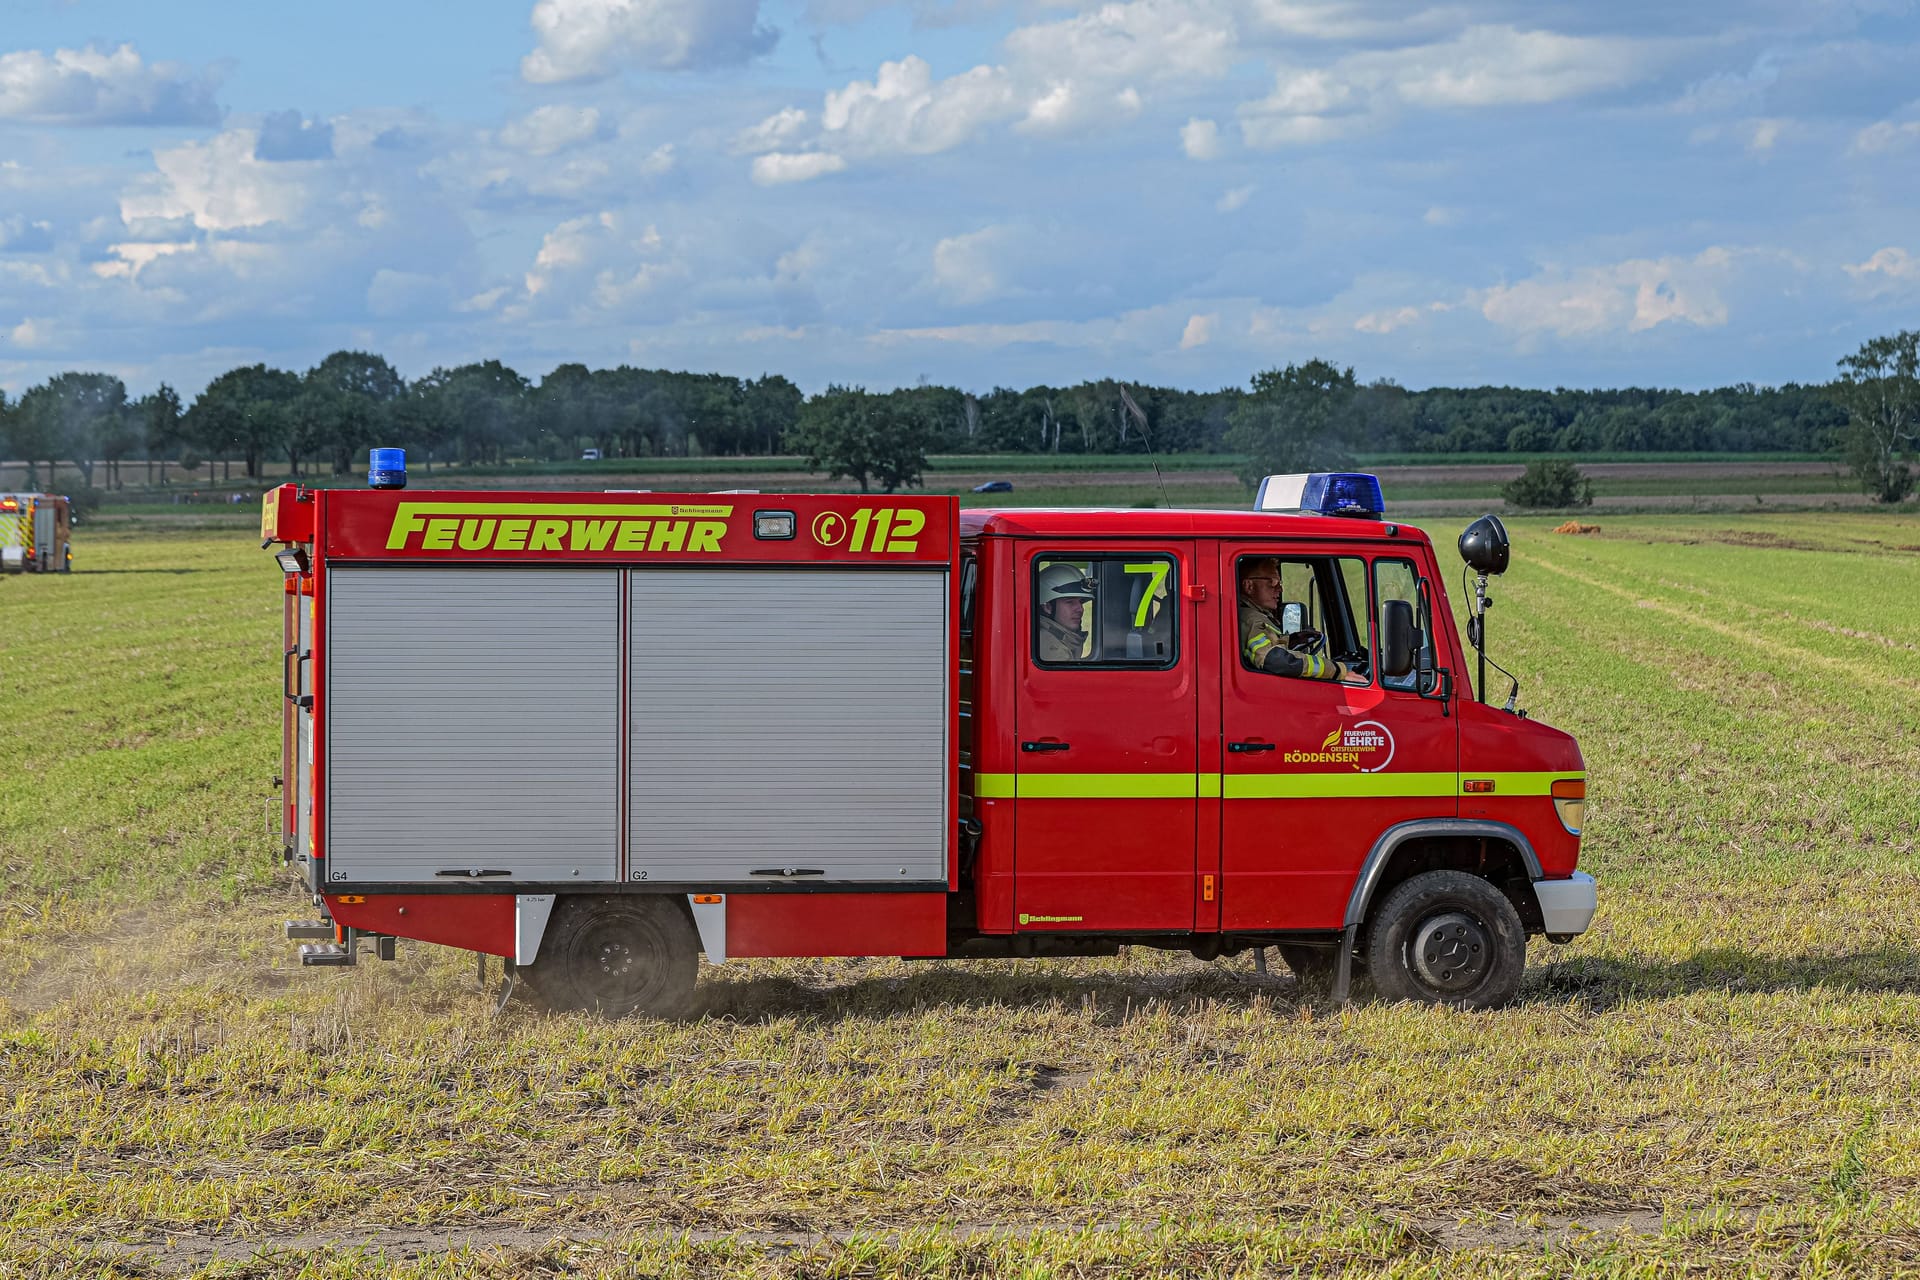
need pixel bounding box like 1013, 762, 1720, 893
1238, 557, 1358, 681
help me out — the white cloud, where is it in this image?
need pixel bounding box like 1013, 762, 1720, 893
1215, 185, 1252, 212
822, 57, 1020, 158
0, 43, 221, 126
750, 151, 848, 185
1179, 313, 1216, 348
1477, 248, 1738, 339
1240, 24, 1659, 149
8, 318, 53, 349
499, 104, 606, 155
1423, 205, 1459, 226
931, 226, 1014, 303
1747, 118, 1785, 152
1843, 247, 1920, 292
1002, 0, 1236, 85
522, 0, 778, 82
1182, 117, 1222, 160
521, 210, 678, 311
120, 130, 311, 232
1353, 305, 1423, 334
748, 0, 1243, 178
734, 107, 809, 155
1850, 119, 1920, 153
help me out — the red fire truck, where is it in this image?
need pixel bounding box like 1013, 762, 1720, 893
1, 492, 72, 573
263, 467, 1594, 1012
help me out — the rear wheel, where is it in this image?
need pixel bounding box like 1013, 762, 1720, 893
1365, 871, 1525, 1009
518, 895, 699, 1018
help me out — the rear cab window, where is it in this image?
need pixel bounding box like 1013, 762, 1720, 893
1031, 554, 1177, 669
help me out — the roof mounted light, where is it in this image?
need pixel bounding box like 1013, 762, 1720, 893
1254, 472, 1385, 519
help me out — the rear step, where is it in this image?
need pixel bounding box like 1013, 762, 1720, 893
298, 943, 355, 967
285, 920, 335, 941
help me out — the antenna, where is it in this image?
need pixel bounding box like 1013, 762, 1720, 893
1119, 384, 1172, 510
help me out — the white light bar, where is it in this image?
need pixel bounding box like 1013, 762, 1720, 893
1254, 474, 1311, 511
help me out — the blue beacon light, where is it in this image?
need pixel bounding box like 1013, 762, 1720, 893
368, 447, 407, 490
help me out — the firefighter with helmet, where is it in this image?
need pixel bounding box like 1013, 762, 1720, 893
1238, 556, 1356, 680
1036, 563, 1095, 662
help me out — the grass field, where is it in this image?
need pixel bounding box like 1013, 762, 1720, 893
3, 505, 1920, 1276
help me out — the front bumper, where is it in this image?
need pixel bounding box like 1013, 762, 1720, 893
1533, 871, 1598, 937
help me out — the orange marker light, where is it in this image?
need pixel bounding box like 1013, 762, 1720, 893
1202, 874, 1215, 902
1463, 779, 1495, 794
1550, 779, 1586, 799
691, 894, 724, 904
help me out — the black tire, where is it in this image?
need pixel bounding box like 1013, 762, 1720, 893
1365, 870, 1526, 1009
518, 895, 699, 1018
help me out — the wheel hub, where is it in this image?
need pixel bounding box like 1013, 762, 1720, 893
596, 939, 636, 977
1410, 911, 1488, 992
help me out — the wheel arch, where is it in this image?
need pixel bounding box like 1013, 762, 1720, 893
1344, 820, 1543, 932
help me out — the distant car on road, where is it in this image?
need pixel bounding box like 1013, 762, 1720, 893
971, 480, 1014, 493
580, 448, 603, 461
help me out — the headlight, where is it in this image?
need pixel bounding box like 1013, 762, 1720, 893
1551, 778, 1585, 835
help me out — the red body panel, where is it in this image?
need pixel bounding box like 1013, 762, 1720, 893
1456, 700, 1586, 876
327, 893, 515, 956
726, 893, 948, 957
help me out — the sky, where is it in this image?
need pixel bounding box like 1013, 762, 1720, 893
2, 0, 1918, 401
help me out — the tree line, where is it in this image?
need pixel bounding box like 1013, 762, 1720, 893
2, 340, 1910, 499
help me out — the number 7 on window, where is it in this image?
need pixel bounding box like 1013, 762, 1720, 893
1121, 562, 1171, 627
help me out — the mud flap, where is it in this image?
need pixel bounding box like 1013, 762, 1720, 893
1330, 923, 1358, 1004
688, 895, 727, 963
515, 894, 557, 966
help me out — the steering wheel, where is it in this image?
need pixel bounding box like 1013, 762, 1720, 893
1291, 628, 1326, 656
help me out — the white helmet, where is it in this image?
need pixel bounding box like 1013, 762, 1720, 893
1037, 563, 1095, 604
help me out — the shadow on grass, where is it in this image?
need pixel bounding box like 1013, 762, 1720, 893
684, 946, 1920, 1022
1529, 946, 1920, 1010
691, 963, 1305, 1024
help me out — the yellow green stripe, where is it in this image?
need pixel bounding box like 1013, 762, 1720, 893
1225, 772, 1458, 799
974, 770, 1585, 800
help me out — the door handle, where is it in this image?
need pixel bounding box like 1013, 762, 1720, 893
1228, 741, 1275, 753
1021, 740, 1070, 753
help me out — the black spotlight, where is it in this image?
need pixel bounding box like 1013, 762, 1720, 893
1458, 514, 1509, 576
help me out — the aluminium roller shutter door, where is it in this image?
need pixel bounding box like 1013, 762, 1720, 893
325, 566, 621, 883
628, 568, 948, 883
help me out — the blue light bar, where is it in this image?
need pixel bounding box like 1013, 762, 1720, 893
1254, 472, 1385, 518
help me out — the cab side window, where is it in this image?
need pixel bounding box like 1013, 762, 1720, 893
1374, 558, 1421, 691
1032, 554, 1177, 669
1236, 554, 1370, 684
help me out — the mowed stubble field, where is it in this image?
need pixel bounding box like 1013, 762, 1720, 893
2, 489, 1919, 1276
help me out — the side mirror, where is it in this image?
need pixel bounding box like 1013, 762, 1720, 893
1458, 514, 1510, 576
1280, 602, 1305, 633
1380, 600, 1417, 678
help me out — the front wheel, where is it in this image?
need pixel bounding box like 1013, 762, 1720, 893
1365, 871, 1525, 1009
518, 895, 699, 1018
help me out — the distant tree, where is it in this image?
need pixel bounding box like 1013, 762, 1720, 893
742, 375, 804, 454
189, 365, 301, 480
136, 384, 185, 485
1224, 359, 1359, 489
1502, 459, 1593, 509
306, 351, 406, 475
788, 385, 933, 493
13, 373, 128, 489
1832, 331, 1920, 503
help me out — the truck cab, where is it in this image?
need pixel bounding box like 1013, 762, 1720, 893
955, 501, 1592, 1007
